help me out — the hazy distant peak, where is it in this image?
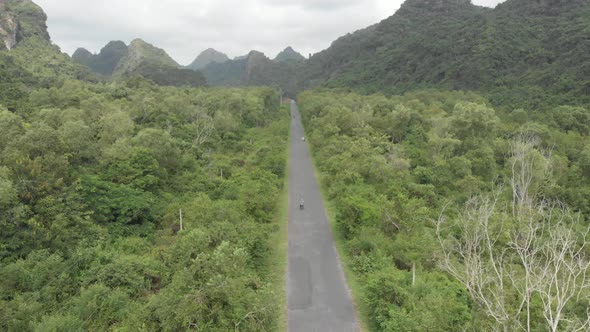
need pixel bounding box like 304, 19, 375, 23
103, 40, 127, 49
202, 47, 222, 53
274, 46, 306, 63
112, 38, 179, 77
72, 47, 92, 58
247, 50, 266, 57
186, 48, 229, 70
126, 39, 177, 65
129, 38, 148, 47
72, 41, 128, 76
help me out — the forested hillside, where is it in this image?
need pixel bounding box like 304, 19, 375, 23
0, 0, 97, 87
301, 0, 590, 109
298, 90, 590, 331
0, 0, 50, 50
0, 0, 98, 110
2, 0, 590, 331
1, 3, 288, 330
0, 78, 288, 330
201, 50, 302, 96
175, 0, 590, 109
72, 41, 128, 76
72, 39, 207, 88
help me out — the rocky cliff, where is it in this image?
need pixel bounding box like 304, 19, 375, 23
0, 0, 50, 50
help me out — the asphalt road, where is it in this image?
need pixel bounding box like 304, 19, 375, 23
287, 102, 359, 332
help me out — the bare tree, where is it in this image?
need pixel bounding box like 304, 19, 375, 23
436, 134, 590, 331
506, 203, 544, 332
191, 110, 215, 147
509, 133, 550, 218
535, 216, 590, 332
436, 195, 514, 331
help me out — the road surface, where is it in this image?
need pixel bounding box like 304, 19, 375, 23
287, 102, 360, 332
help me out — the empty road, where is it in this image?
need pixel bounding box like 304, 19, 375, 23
287, 102, 359, 332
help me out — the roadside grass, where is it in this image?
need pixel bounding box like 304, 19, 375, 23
268, 103, 290, 332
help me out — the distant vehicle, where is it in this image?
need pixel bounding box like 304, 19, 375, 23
301, 137, 305, 141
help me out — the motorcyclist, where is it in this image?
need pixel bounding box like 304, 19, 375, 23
299, 199, 304, 210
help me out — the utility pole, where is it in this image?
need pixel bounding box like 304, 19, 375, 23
179, 209, 183, 231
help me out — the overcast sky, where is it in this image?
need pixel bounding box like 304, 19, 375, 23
35, 0, 506, 66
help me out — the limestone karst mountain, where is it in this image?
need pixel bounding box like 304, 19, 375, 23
72, 39, 206, 87
186, 48, 229, 70
299, 0, 590, 107
0, 0, 50, 50
274, 46, 305, 63
72, 41, 128, 76
0, 0, 97, 93
201, 50, 301, 96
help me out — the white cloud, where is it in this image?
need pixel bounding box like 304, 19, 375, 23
34, 0, 506, 65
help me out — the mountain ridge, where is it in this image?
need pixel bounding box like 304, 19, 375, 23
298, 0, 590, 107
113, 38, 180, 76
186, 48, 229, 70
72, 40, 128, 76
274, 46, 306, 63
201, 49, 301, 95
70, 38, 206, 87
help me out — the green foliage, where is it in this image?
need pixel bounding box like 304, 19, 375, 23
298, 88, 590, 330
3, 0, 50, 43
128, 62, 207, 87
0, 77, 288, 331
300, 0, 590, 109
8, 38, 100, 86
365, 267, 471, 332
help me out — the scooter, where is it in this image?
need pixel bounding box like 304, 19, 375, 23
299, 201, 304, 210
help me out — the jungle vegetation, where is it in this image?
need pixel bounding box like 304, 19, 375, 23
298, 89, 590, 331
2, 0, 590, 330
0, 72, 288, 331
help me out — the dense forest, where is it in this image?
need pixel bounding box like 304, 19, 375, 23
298, 89, 590, 331
71, 39, 207, 88
1, 1, 290, 331
3, 0, 590, 330
0, 78, 289, 331
301, 0, 590, 109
